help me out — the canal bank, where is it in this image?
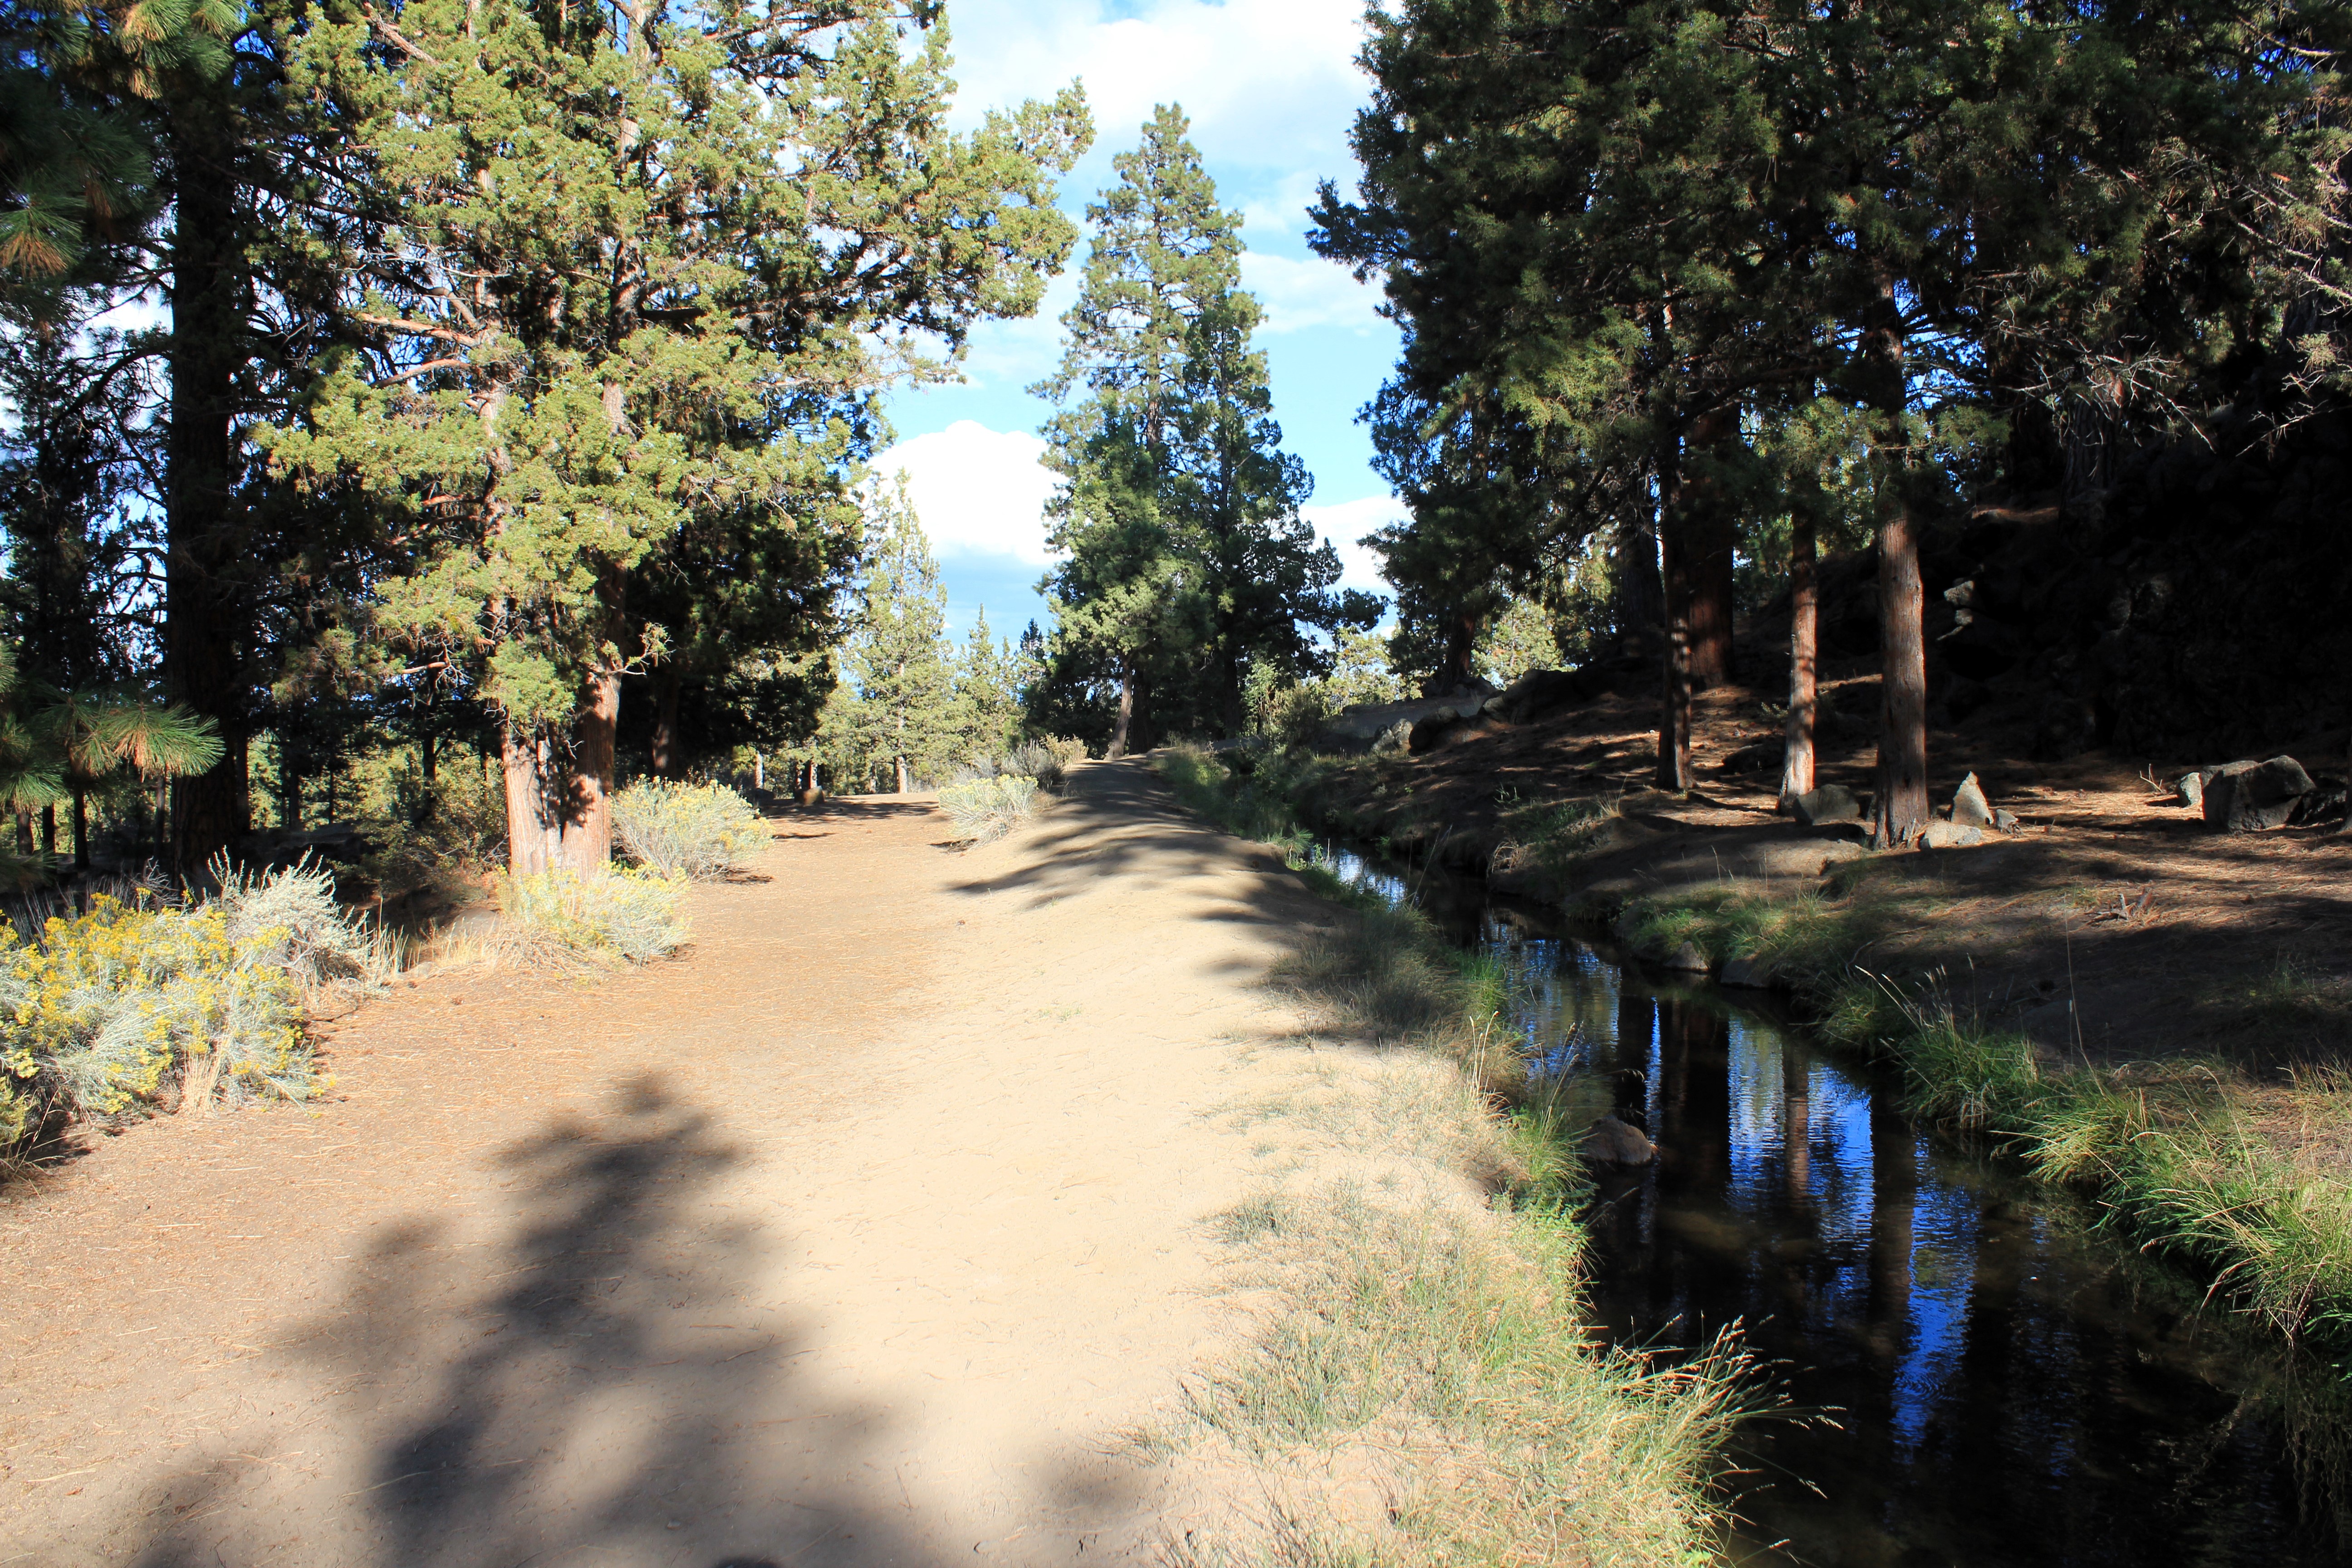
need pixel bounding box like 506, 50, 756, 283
1159, 745, 2352, 1565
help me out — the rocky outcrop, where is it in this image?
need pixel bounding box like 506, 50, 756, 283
2201, 755, 2315, 832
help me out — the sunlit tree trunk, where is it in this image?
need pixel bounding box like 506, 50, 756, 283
1780, 502, 1818, 808
1655, 445, 1693, 792
559, 667, 619, 872
1108, 660, 1137, 760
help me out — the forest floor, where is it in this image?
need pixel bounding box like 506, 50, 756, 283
0, 762, 1467, 1567
1298, 654, 2352, 1071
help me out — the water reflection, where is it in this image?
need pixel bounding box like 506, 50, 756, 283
1315, 851, 2347, 1566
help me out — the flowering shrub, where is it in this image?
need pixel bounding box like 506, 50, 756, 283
610, 780, 766, 879
0, 896, 316, 1142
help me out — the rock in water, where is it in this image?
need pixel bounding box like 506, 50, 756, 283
2203, 755, 2315, 831
1720, 956, 1776, 989
1582, 1115, 1655, 1166
1791, 784, 1863, 826
1951, 772, 1994, 828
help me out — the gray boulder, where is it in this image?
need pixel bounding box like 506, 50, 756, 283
1992, 808, 2020, 832
2203, 755, 2314, 832
1790, 784, 1863, 827
1720, 956, 1777, 990
2174, 770, 2208, 811
1918, 820, 1985, 850
1950, 772, 1994, 828
1581, 1115, 1656, 1166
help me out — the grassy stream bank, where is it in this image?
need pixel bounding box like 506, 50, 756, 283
1179, 743, 2352, 1369
1150, 749, 1754, 1567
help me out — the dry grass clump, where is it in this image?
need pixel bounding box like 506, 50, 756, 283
1157, 1113, 1751, 1565
937, 774, 1043, 843
489, 866, 690, 967
610, 779, 766, 879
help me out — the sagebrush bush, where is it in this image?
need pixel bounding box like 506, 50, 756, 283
956, 737, 1084, 794
0, 862, 377, 1141
494, 866, 689, 966
211, 853, 398, 996
937, 774, 1042, 843
610, 779, 765, 879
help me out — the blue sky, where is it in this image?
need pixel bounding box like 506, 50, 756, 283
877, 0, 1405, 646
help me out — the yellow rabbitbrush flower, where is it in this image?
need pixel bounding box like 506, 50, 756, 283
0, 895, 314, 1140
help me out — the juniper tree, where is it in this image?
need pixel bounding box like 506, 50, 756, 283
266, 2, 1088, 871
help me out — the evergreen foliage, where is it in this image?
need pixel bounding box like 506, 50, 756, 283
1038, 107, 1379, 754
818, 485, 960, 793
264, 0, 1089, 869
1314, 0, 2351, 834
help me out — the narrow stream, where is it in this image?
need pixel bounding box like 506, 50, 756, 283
1311, 844, 2349, 1568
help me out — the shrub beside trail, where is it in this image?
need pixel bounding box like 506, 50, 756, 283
0, 860, 392, 1144
611, 779, 766, 879
490, 866, 691, 968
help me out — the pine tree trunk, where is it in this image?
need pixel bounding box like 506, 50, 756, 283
40, 806, 54, 855
1657, 531, 1694, 792
1684, 407, 1739, 690
894, 754, 910, 794
1862, 274, 1928, 848
649, 663, 684, 777
1779, 505, 1818, 808
163, 86, 252, 878
1655, 439, 1693, 792
1874, 506, 1929, 846
1109, 662, 1137, 760
71, 783, 88, 871
14, 810, 30, 855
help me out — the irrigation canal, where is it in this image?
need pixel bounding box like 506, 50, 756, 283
1316, 844, 2347, 1568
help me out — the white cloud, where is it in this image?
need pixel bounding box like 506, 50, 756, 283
944, 1, 1372, 182
1241, 251, 1385, 335
1301, 494, 1404, 597
877, 421, 1059, 564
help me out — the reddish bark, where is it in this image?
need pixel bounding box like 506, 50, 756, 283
1683, 408, 1740, 689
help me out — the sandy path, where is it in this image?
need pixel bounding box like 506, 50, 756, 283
0, 760, 1332, 1567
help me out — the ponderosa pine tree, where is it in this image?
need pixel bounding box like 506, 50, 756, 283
266, 2, 1088, 872
952, 608, 1024, 764
1321, 0, 2344, 834
819, 486, 956, 793
1039, 107, 1372, 750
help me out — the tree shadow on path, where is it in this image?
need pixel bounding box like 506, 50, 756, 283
120, 1078, 926, 1568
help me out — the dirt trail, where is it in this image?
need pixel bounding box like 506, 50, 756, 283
0, 760, 1337, 1567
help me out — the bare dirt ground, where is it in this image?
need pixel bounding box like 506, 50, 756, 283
0, 761, 1350, 1567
